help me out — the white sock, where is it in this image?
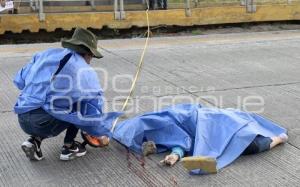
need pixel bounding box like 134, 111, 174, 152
279, 133, 288, 143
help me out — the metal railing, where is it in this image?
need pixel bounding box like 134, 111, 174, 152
115, 0, 125, 20
1, 0, 300, 21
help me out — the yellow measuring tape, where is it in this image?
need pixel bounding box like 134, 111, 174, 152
111, 4, 151, 132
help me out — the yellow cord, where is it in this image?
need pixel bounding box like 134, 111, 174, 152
111, 4, 150, 132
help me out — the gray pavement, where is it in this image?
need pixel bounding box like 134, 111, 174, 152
1, 30, 300, 186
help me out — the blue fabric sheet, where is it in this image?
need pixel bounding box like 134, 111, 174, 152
13, 48, 121, 137
113, 104, 286, 174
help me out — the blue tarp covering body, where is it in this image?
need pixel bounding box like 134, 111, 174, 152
13, 48, 121, 137
113, 104, 286, 173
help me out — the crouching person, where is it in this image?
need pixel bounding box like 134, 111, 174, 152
14, 27, 120, 161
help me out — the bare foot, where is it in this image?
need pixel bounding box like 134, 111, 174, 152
279, 133, 288, 143
160, 154, 179, 166
270, 133, 288, 149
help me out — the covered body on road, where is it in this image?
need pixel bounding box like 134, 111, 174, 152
113, 104, 287, 174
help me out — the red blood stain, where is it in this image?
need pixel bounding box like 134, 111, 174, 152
171, 176, 178, 186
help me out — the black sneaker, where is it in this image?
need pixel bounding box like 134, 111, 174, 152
60, 141, 87, 161
21, 137, 44, 161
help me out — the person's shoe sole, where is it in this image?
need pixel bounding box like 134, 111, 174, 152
181, 156, 217, 174
142, 141, 157, 156
21, 142, 43, 161
76, 150, 87, 157
60, 153, 76, 161
60, 151, 87, 161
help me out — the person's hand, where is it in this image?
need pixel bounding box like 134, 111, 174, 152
160, 154, 179, 166
99, 136, 110, 146
82, 132, 110, 147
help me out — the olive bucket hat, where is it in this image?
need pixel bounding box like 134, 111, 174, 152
61, 27, 103, 58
